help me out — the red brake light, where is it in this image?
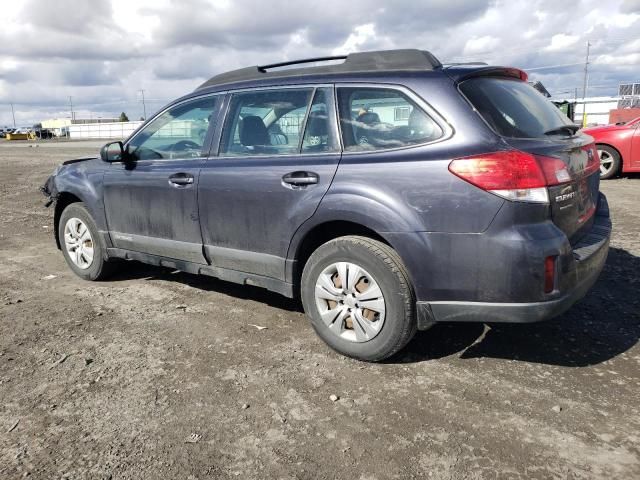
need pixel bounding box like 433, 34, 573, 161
448, 150, 571, 190
449, 150, 572, 203
537, 155, 572, 186
448, 151, 546, 190
544, 256, 556, 293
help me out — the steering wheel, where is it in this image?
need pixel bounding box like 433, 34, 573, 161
170, 140, 201, 151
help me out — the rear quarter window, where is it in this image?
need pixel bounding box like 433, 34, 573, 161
460, 77, 574, 138
337, 87, 443, 152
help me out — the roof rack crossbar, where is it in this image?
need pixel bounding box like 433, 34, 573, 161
258, 55, 347, 72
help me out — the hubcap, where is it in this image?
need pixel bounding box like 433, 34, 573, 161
598, 149, 613, 176
63, 218, 94, 269
314, 262, 386, 343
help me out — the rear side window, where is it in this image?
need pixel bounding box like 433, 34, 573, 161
221, 88, 313, 156
460, 77, 574, 138
337, 87, 443, 152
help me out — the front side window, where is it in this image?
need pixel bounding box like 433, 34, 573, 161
221, 88, 314, 156
127, 96, 218, 160
337, 87, 443, 152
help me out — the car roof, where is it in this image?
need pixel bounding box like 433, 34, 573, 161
195, 49, 442, 92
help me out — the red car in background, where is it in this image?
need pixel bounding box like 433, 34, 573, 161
582, 117, 640, 179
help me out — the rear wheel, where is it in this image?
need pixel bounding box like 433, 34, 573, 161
301, 236, 416, 362
597, 145, 621, 179
58, 203, 115, 281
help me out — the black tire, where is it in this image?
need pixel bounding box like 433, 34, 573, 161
597, 145, 621, 179
58, 202, 115, 281
301, 235, 416, 362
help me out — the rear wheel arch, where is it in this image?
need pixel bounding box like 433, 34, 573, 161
290, 220, 393, 293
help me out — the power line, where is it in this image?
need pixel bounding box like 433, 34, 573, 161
525, 62, 583, 71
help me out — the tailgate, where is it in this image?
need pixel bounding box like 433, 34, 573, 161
508, 135, 600, 244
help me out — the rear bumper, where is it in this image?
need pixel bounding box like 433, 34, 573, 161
414, 193, 611, 326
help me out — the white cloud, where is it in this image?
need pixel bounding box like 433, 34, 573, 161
545, 34, 580, 52
332, 24, 377, 55
0, 0, 639, 124
463, 35, 500, 56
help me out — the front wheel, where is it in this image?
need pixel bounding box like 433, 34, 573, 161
597, 145, 621, 179
301, 236, 416, 362
58, 202, 115, 281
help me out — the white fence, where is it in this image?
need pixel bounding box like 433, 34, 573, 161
69, 121, 144, 139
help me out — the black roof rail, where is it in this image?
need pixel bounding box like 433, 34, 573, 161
443, 62, 489, 67
197, 49, 442, 90
257, 55, 347, 72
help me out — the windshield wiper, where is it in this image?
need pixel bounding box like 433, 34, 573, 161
544, 125, 579, 136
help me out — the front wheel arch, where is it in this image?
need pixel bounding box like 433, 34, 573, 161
54, 192, 82, 249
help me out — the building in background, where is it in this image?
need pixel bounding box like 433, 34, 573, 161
572, 96, 620, 126
552, 82, 640, 127
41, 117, 119, 136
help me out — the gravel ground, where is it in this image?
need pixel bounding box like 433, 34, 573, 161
1, 139, 639, 479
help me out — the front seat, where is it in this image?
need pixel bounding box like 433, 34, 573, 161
239, 115, 271, 150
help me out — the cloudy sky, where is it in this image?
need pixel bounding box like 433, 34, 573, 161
0, 0, 639, 126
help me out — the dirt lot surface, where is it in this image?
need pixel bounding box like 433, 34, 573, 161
1, 139, 639, 479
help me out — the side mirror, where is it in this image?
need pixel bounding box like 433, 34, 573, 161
100, 141, 127, 162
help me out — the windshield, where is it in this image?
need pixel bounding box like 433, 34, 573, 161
460, 77, 574, 138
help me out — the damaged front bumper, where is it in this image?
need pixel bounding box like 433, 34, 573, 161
40, 174, 58, 207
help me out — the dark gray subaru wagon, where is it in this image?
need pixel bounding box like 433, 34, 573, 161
42, 49, 611, 361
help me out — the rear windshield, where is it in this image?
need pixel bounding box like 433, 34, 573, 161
460, 77, 574, 138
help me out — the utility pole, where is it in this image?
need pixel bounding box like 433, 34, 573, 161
140, 89, 147, 120
10, 102, 16, 128
69, 96, 74, 122
581, 41, 591, 128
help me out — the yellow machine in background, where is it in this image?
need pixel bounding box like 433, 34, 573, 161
6, 131, 36, 140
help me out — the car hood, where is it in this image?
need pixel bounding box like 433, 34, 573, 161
582, 124, 631, 135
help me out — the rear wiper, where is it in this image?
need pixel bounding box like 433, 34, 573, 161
544, 125, 579, 136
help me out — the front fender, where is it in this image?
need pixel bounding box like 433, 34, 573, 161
53, 162, 107, 232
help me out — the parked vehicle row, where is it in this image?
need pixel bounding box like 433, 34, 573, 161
42, 49, 611, 361
1, 126, 56, 139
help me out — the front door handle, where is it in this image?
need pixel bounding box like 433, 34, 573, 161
282, 171, 319, 187
169, 173, 195, 186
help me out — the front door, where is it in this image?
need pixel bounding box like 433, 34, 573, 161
198, 86, 341, 280
631, 123, 640, 169
103, 95, 220, 263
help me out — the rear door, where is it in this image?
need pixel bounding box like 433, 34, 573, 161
460, 75, 600, 243
198, 86, 341, 280
103, 95, 220, 263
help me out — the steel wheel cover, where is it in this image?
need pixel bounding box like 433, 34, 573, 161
314, 261, 386, 343
63, 217, 94, 269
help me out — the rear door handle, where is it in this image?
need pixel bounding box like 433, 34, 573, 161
282, 171, 319, 187
169, 172, 194, 186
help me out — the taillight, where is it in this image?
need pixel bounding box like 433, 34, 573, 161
448, 150, 571, 203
